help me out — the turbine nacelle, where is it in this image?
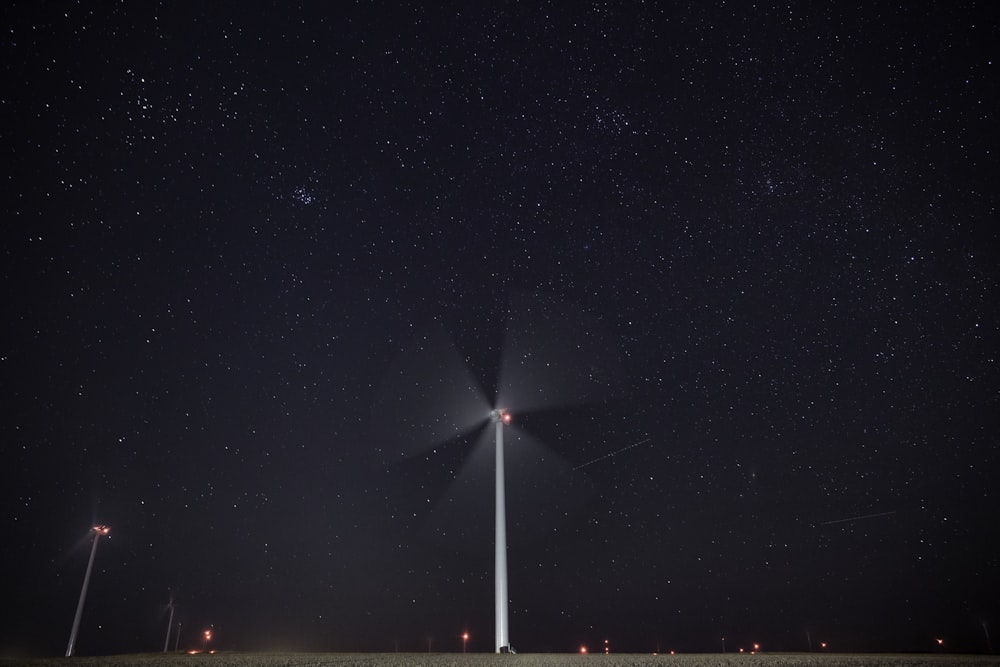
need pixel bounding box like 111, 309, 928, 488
490, 409, 512, 425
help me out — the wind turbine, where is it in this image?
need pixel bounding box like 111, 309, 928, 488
66, 525, 111, 657
374, 296, 621, 654
163, 593, 176, 652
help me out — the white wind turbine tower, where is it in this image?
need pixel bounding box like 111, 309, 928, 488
490, 407, 512, 653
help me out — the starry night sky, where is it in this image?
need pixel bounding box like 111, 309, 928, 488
3, 1, 998, 658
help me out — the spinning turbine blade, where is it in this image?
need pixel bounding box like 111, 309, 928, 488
421, 424, 496, 543
497, 295, 621, 413
372, 321, 491, 464
423, 422, 593, 549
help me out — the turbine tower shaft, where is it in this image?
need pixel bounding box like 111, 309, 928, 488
493, 411, 510, 653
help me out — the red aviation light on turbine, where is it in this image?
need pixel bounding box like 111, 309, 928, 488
491, 409, 512, 424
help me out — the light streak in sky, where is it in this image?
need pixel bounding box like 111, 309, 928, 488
817, 510, 896, 526
572, 437, 652, 471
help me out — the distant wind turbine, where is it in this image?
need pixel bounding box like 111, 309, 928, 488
66, 525, 111, 657
163, 593, 176, 652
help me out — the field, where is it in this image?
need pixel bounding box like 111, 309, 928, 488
3, 653, 998, 667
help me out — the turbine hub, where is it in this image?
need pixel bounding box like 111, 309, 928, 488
490, 409, 512, 424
